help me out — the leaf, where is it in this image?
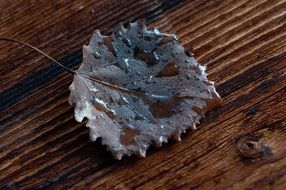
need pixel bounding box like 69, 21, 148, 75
69, 20, 221, 159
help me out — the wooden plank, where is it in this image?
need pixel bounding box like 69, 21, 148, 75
0, 0, 285, 189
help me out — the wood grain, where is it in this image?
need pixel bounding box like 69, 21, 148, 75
0, 0, 285, 189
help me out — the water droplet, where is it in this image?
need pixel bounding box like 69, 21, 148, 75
92, 51, 101, 59
134, 47, 159, 67
122, 96, 129, 103
147, 94, 170, 101
167, 120, 173, 124
151, 28, 160, 35
185, 50, 194, 57
122, 37, 132, 47
147, 75, 154, 83
92, 97, 116, 119
123, 58, 130, 67
91, 87, 98, 92
135, 113, 146, 121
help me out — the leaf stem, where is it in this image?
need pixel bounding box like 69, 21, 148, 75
0, 37, 76, 74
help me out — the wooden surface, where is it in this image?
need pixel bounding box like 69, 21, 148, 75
0, 0, 286, 189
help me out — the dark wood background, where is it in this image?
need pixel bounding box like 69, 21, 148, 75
0, 0, 285, 189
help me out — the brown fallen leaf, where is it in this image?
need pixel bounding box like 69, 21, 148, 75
68, 20, 221, 159
0, 19, 221, 159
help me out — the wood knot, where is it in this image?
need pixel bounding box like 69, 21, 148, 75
236, 135, 272, 161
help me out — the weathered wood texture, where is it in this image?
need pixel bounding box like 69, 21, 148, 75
0, 0, 285, 189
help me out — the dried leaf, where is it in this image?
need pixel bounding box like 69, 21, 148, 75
69, 20, 221, 159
